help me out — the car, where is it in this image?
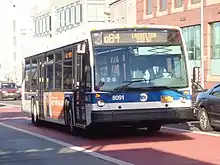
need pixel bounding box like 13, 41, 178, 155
16, 84, 22, 99
191, 81, 208, 106
194, 83, 220, 131
0, 82, 21, 101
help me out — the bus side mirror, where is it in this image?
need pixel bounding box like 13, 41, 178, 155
192, 67, 201, 83
77, 42, 88, 55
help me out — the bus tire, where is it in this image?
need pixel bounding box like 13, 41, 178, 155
147, 124, 161, 133
31, 99, 41, 126
0, 94, 3, 101
65, 99, 75, 134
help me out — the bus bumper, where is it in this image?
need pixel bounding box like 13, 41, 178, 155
91, 107, 194, 125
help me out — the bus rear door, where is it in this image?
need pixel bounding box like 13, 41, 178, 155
38, 54, 45, 119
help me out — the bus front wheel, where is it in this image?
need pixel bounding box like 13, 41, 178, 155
147, 124, 161, 133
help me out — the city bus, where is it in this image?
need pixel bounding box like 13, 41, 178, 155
21, 22, 194, 134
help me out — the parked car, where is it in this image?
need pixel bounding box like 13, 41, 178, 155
0, 82, 21, 101
194, 83, 220, 131
191, 81, 208, 106
16, 84, 22, 99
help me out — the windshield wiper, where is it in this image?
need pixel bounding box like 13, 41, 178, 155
110, 79, 147, 95
110, 85, 183, 95
144, 86, 183, 95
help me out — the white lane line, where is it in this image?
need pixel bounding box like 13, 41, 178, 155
0, 103, 21, 108
162, 126, 220, 137
0, 122, 133, 165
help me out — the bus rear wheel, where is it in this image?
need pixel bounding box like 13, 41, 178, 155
31, 100, 41, 126
0, 94, 3, 101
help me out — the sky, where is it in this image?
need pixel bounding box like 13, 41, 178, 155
0, 0, 50, 79
15, 0, 50, 25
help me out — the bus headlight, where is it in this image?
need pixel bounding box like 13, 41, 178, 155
97, 99, 105, 107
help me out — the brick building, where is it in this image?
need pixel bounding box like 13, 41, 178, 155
136, 0, 220, 88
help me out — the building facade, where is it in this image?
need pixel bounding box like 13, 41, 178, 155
23, 0, 110, 57
136, 0, 220, 88
108, 0, 136, 24
31, 0, 109, 39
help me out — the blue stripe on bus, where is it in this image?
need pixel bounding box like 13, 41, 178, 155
24, 89, 191, 104
89, 90, 191, 104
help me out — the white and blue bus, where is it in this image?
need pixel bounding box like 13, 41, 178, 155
21, 22, 194, 133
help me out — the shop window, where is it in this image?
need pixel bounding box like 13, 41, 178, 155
181, 25, 201, 60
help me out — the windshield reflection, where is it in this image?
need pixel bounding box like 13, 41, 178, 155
94, 45, 188, 91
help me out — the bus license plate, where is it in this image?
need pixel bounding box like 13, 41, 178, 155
161, 96, 173, 103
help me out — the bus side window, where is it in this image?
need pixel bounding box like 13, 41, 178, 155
84, 50, 91, 92
30, 57, 38, 91
25, 59, 31, 92
54, 50, 62, 89
46, 53, 54, 90
63, 46, 73, 90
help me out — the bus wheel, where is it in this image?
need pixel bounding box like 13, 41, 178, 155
31, 100, 41, 126
65, 100, 75, 134
0, 94, 3, 101
147, 124, 161, 133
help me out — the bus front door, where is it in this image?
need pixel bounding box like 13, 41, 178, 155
74, 54, 87, 128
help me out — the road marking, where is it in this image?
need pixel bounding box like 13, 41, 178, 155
0, 103, 21, 108
0, 122, 133, 165
163, 126, 220, 137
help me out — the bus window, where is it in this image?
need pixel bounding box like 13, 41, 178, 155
30, 57, 38, 91
46, 53, 54, 90
55, 50, 62, 89
94, 48, 126, 90
25, 59, 31, 92
63, 47, 73, 90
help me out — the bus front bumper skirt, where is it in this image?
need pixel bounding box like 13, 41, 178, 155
91, 107, 194, 124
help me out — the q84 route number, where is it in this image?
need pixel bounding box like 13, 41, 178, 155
112, 95, 125, 101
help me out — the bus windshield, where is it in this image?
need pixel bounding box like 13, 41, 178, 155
91, 28, 188, 92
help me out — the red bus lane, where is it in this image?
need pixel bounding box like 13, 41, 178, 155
1, 106, 220, 165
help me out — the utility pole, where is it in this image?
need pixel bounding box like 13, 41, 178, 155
9, 0, 17, 83
200, 0, 204, 88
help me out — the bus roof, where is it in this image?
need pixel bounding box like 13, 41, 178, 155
28, 22, 181, 58
86, 22, 181, 31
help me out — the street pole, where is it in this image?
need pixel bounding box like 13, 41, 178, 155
10, 0, 17, 83
200, 0, 204, 88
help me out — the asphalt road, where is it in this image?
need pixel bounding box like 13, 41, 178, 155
0, 124, 118, 165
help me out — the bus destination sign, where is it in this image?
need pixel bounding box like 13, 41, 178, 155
103, 32, 166, 44
92, 30, 181, 45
